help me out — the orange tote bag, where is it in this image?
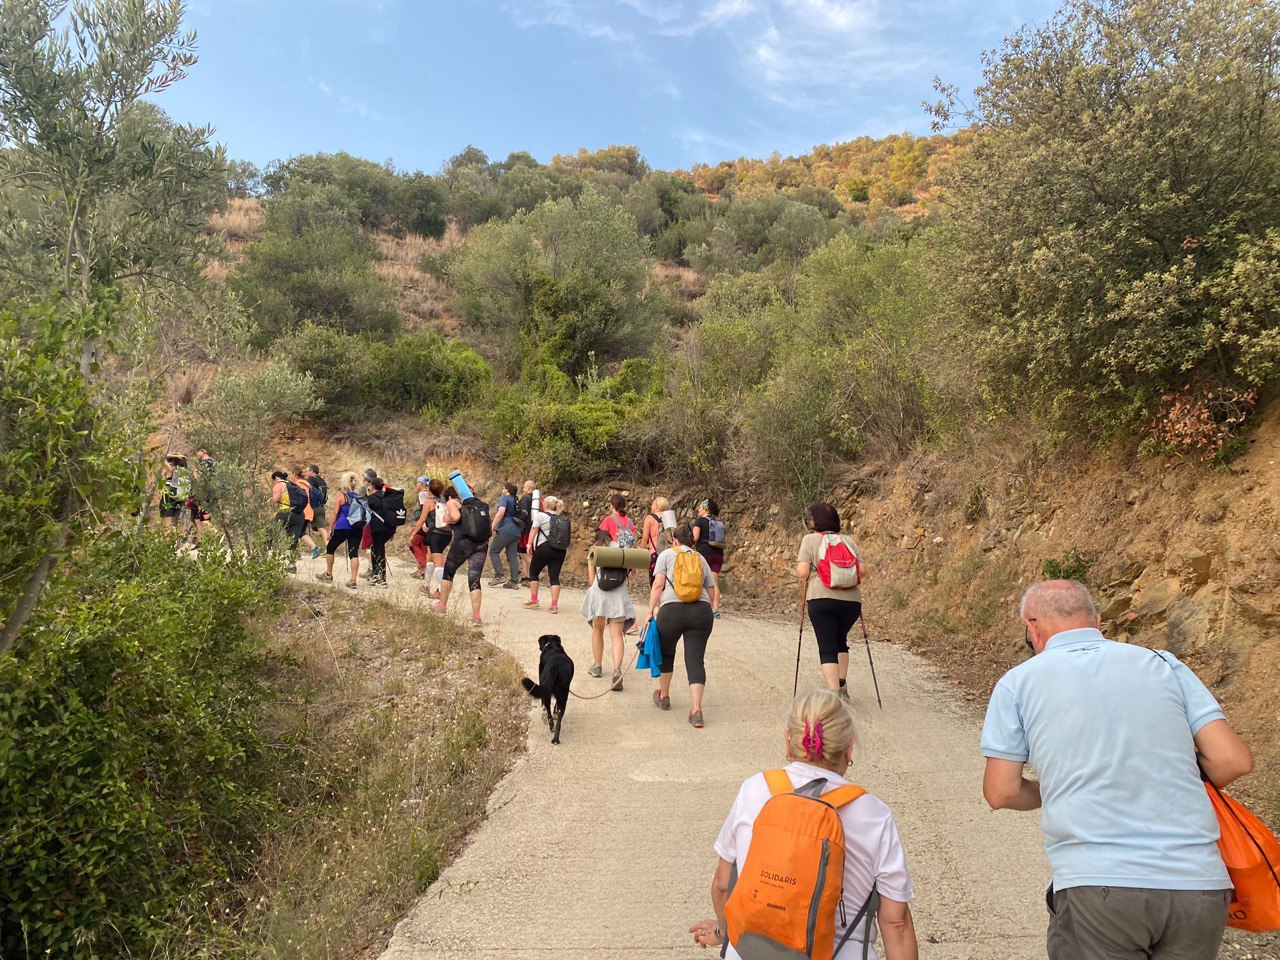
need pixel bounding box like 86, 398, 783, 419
1205, 779, 1280, 932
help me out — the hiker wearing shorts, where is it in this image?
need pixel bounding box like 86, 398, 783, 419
690, 689, 918, 959
645, 524, 715, 728
435, 493, 487, 626
317, 473, 363, 589
422, 481, 452, 598
517, 480, 536, 583
304, 464, 329, 546
524, 496, 568, 613
981, 580, 1254, 960
796, 501, 862, 697
579, 529, 634, 690
642, 496, 672, 585
270, 469, 306, 558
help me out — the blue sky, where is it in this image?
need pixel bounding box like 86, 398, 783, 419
159, 0, 1060, 174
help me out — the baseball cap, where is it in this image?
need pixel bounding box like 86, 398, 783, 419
417, 475, 430, 485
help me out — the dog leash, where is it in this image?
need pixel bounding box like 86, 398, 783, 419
568, 644, 640, 701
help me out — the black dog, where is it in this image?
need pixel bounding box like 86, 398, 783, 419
521, 634, 574, 745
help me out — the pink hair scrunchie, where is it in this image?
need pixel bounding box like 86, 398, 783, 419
802, 720, 824, 761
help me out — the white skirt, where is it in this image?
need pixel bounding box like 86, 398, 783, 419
579, 582, 636, 628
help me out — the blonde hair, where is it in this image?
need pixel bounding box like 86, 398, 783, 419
786, 689, 861, 768
651, 496, 670, 513
342, 472, 358, 493
543, 495, 564, 514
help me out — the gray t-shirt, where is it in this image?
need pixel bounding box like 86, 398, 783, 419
653, 546, 714, 606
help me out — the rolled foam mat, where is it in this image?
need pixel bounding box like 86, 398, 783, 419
588, 546, 652, 570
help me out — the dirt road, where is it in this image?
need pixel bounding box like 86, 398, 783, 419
357, 556, 1049, 959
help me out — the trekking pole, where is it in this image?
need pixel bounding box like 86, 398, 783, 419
793, 580, 809, 696
859, 607, 883, 709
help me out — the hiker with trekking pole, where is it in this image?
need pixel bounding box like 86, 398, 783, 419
795, 502, 882, 706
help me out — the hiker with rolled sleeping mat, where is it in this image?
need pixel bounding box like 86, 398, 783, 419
796, 501, 864, 698
580, 529, 641, 690
434, 470, 491, 627
689, 689, 919, 960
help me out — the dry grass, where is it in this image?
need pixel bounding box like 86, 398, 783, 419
180, 585, 525, 960
650, 260, 707, 301
207, 197, 264, 244
371, 222, 465, 333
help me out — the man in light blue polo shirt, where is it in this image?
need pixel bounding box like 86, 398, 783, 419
981, 579, 1254, 960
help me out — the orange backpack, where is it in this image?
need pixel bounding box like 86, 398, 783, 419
725, 770, 879, 960
1205, 779, 1280, 931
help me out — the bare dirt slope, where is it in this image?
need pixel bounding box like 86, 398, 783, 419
325, 554, 1051, 959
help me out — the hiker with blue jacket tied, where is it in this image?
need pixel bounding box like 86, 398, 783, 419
981, 579, 1255, 960
434, 471, 491, 626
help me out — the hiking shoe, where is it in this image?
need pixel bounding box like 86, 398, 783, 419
522, 599, 540, 609
520, 577, 531, 585
488, 577, 505, 587
549, 604, 558, 614
611, 669, 623, 691
315, 572, 333, 583
288, 563, 297, 574
310, 546, 321, 559
410, 569, 425, 579
470, 614, 482, 627
838, 687, 851, 701
689, 710, 704, 728
588, 664, 603, 679
652, 690, 671, 711
625, 623, 638, 635
503, 580, 520, 590
345, 580, 357, 590
713, 610, 721, 620
371, 580, 389, 590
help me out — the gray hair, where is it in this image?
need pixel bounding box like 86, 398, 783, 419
1020, 580, 1098, 624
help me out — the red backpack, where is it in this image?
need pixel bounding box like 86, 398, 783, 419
816, 534, 860, 590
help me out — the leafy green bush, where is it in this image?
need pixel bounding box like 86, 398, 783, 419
934, 0, 1280, 434
281, 326, 491, 417
479, 359, 665, 481
0, 532, 281, 958
230, 227, 400, 346
450, 187, 659, 377
1042, 550, 1094, 584
263, 152, 448, 238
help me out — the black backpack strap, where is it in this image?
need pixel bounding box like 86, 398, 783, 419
834, 885, 879, 960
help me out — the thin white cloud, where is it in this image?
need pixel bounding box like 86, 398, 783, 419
499, 0, 954, 110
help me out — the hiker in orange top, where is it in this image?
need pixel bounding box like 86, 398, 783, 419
690, 689, 918, 959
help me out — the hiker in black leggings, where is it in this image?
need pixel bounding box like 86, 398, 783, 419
434, 492, 488, 626
645, 524, 716, 729
365, 478, 394, 588
796, 501, 863, 696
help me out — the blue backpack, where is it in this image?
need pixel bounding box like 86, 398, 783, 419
346, 492, 371, 526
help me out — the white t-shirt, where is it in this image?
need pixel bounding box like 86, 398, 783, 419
714, 761, 914, 960
529, 509, 552, 549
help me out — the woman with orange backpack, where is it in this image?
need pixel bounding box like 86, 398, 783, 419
689, 689, 918, 960
797, 502, 863, 697
644, 524, 716, 728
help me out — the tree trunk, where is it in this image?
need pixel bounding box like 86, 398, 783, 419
0, 492, 77, 658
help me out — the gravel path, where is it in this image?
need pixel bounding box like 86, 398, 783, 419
337, 555, 1050, 959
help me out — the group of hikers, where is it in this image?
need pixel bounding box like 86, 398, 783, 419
158, 455, 1271, 959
